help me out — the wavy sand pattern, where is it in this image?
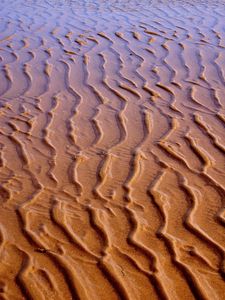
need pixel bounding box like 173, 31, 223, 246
0, 0, 225, 299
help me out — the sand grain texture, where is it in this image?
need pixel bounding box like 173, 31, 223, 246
0, 0, 225, 299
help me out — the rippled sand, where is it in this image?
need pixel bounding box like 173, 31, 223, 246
0, 0, 225, 299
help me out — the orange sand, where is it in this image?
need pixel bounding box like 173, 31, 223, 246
0, 0, 225, 299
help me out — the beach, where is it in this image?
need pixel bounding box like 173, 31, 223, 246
0, 0, 225, 299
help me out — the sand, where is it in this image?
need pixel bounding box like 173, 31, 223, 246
0, 0, 225, 299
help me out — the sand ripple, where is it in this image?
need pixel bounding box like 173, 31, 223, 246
0, 0, 225, 299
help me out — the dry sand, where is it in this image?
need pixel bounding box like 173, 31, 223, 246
0, 0, 225, 299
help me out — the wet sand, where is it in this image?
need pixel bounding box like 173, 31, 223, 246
0, 0, 225, 299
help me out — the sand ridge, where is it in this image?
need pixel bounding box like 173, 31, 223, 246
0, 0, 225, 299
